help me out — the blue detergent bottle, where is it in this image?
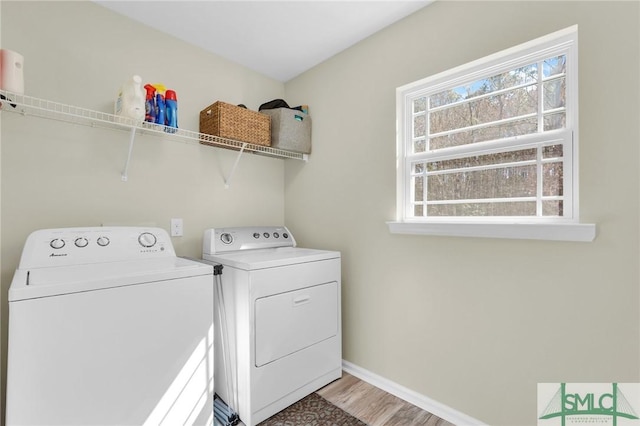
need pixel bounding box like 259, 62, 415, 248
155, 93, 165, 128
165, 89, 178, 133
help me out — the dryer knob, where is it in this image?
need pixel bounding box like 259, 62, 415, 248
220, 233, 233, 245
138, 232, 157, 248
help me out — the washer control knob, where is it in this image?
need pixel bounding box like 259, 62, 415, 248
138, 232, 157, 248
50, 238, 65, 249
253, 232, 260, 239
75, 237, 89, 248
220, 233, 233, 245
263, 232, 270, 238
274, 232, 280, 238
97, 236, 110, 247
283, 233, 289, 239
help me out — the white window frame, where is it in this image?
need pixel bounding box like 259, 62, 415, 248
388, 25, 595, 242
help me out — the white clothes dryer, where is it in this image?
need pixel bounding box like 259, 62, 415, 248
6, 227, 214, 426
201, 226, 341, 426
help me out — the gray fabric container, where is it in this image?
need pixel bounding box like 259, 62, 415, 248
262, 108, 311, 154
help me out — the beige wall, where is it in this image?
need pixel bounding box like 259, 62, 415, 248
0, 1, 287, 421
284, 1, 639, 425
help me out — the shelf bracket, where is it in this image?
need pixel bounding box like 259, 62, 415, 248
121, 127, 137, 182
224, 142, 247, 189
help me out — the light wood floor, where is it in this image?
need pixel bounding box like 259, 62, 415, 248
316, 372, 455, 426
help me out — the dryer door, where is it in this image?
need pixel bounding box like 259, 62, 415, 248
254, 281, 338, 367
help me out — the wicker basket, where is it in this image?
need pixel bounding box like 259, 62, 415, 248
199, 101, 271, 146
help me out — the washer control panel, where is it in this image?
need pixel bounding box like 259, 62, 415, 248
203, 226, 295, 255
19, 227, 175, 269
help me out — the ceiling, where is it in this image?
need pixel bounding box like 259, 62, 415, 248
95, 1, 433, 82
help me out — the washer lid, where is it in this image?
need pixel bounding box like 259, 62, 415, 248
202, 246, 340, 270
9, 257, 213, 302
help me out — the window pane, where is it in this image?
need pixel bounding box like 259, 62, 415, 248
413, 97, 426, 113
413, 138, 426, 153
543, 144, 563, 158
429, 90, 462, 109
430, 117, 538, 150
413, 163, 425, 173
430, 63, 538, 109
543, 55, 566, 78
543, 77, 565, 110
413, 114, 426, 137
543, 112, 565, 131
543, 162, 563, 196
427, 201, 537, 217
414, 176, 424, 201
430, 86, 538, 134
414, 204, 424, 216
543, 200, 563, 216
426, 164, 537, 201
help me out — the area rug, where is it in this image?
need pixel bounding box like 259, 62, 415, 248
258, 392, 367, 426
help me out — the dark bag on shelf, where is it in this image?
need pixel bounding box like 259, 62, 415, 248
259, 98, 306, 113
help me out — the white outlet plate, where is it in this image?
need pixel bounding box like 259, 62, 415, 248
170, 218, 183, 237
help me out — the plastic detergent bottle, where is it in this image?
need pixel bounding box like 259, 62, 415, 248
143, 84, 156, 123
165, 89, 178, 133
151, 83, 166, 94
115, 75, 145, 122
155, 93, 166, 127
151, 83, 166, 126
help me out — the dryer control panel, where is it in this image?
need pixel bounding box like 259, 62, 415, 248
203, 226, 296, 255
18, 227, 175, 269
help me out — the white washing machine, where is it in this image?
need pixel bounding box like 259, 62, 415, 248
6, 227, 214, 426
201, 226, 341, 426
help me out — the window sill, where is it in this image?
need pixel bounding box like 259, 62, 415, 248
386, 221, 596, 242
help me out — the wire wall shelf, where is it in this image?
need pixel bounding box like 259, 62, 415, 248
0, 90, 308, 184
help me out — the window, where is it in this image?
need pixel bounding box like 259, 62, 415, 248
389, 26, 595, 241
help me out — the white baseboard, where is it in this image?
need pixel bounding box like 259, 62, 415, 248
341, 360, 486, 426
